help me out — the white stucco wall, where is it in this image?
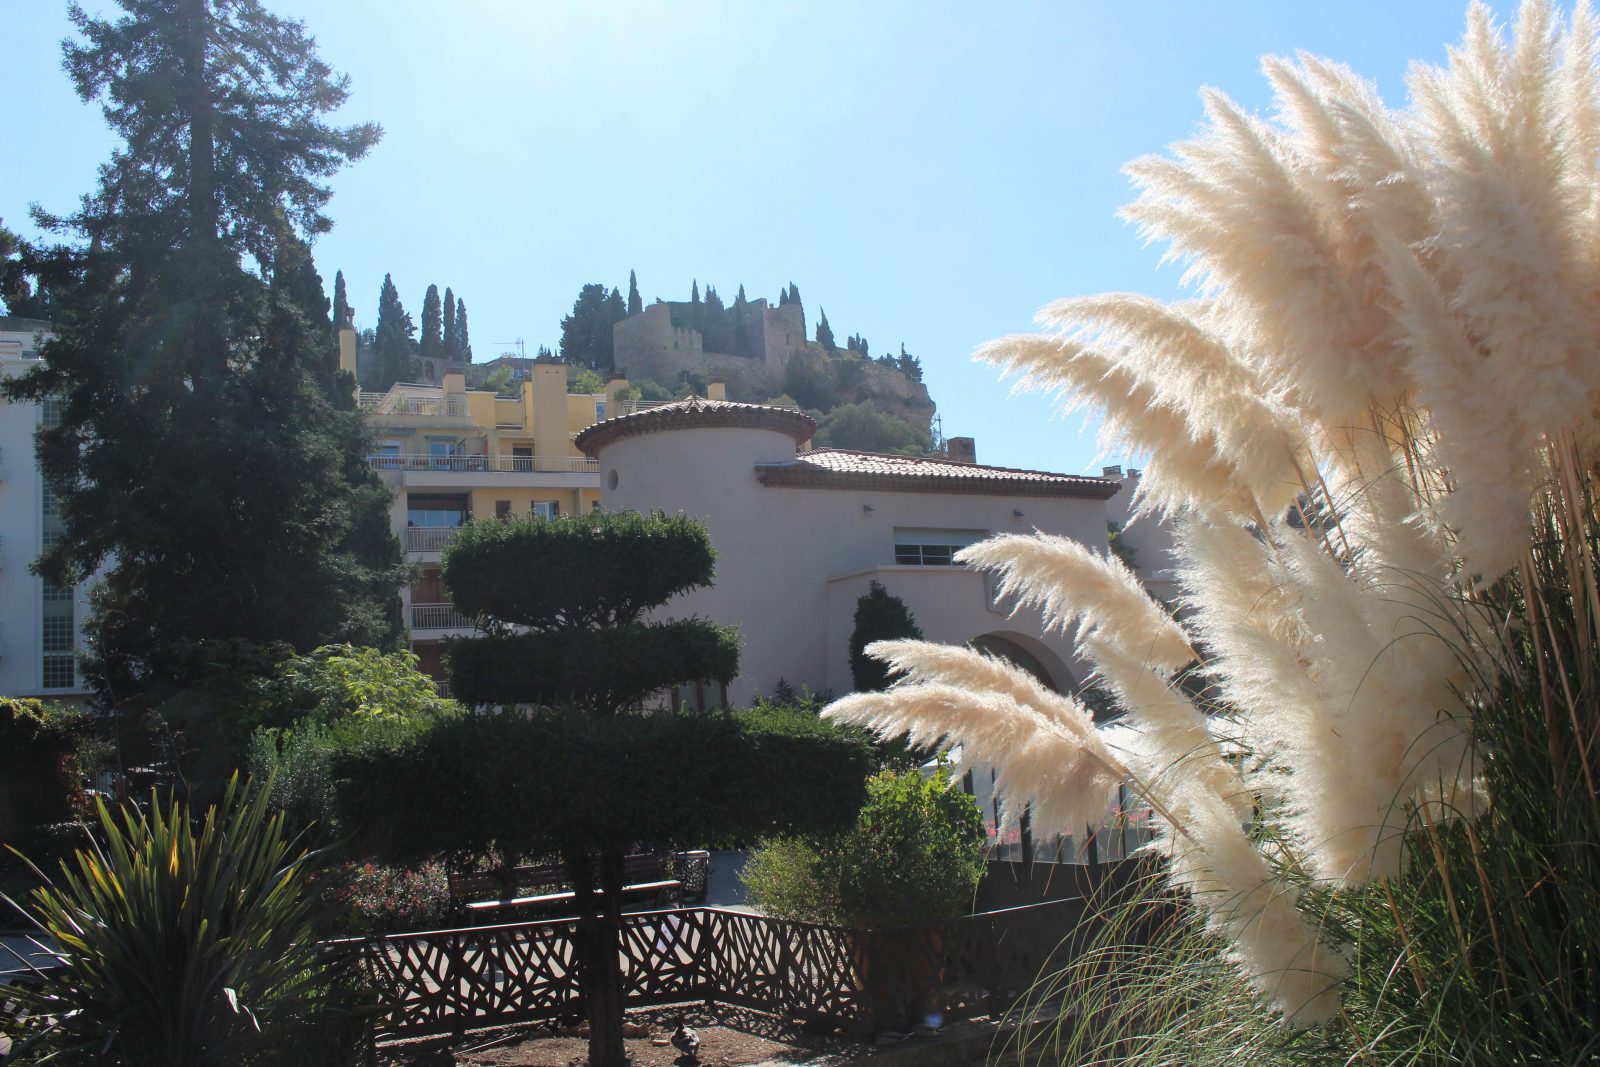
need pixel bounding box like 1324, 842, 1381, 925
0, 322, 93, 701
598, 424, 1112, 704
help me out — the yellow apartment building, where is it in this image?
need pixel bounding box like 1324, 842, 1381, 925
338, 325, 680, 687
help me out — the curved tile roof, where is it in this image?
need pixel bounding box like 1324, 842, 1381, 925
755, 448, 1120, 499
576, 395, 817, 456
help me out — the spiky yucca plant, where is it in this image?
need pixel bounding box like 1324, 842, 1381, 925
825, 1, 1600, 1058
1, 775, 347, 1066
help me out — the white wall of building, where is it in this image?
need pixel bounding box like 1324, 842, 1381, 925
0, 320, 93, 701
598, 423, 1112, 705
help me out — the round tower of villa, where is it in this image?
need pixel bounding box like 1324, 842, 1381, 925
576, 396, 814, 522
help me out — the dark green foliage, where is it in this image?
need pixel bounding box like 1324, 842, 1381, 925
627, 268, 643, 316
419, 282, 442, 361
0, 698, 89, 839
332, 268, 349, 328
455, 297, 472, 361
334, 706, 873, 867
2, 0, 397, 709
443, 510, 717, 628
816, 401, 931, 456
445, 620, 741, 711
702, 286, 730, 352
850, 580, 923, 692
783, 352, 839, 411
442, 285, 456, 357
1, 776, 353, 1066
371, 272, 416, 389
742, 763, 986, 927
560, 282, 625, 371
896, 343, 924, 382
788, 282, 801, 306
816, 306, 836, 351
690, 278, 700, 303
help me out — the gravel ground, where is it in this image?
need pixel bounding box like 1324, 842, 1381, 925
381, 1004, 888, 1067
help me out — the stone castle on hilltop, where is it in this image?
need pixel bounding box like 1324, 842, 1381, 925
611, 292, 935, 427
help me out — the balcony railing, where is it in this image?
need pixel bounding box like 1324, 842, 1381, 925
370, 453, 598, 474
411, 603, 470, 630
406, 527, 459, 553
358, 393, 471, 418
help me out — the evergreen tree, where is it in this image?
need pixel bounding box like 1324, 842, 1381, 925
419, 283, 443, 362
561, 283, 625, 372
332, 268, 350, 329
896, 343, 923, 383
737, 282, 746, 303
816, 307, 836, 352
778, 286, 789, 307
339, 512, 871, 1067
690, 278, 700, 303
372, 273, 416, 389
442, 285, 456, 358
702, 286, 730, 352
788, 282, 801, 306
0, 0, 401, 707
627, 269, 642, 316
455, 297, 472, 361
849, 579, 923, 692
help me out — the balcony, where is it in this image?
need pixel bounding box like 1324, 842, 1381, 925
358, 392, 470, 418
370, 453, 599, 474
407, 527, 459, 553
411, 603, 471, 630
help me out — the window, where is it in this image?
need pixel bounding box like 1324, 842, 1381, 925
41, 395, 63, 428
407, 495, 469, 528
512, 446, 534, 472
42, 615, 75, 653
532, 500, 560, 520
495, 500, 512, 520
42, 655, 76, 690
595, 400, 606, 421
893, 528, 987, 566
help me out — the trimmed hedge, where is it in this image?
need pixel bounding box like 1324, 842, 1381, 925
333, 705, 874, 867
442, 511, 716, 628
445, 620, 740, 711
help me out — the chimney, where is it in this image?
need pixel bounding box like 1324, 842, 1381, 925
946, 437, 976, 464
603, 373, 630, 416
707, 377, 727, 402
338, 325, 358, 396
1102, 464, 1123, 477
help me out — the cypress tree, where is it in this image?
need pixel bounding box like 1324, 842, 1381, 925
702, 287, 729, 352
788, 282, 801, 306
420, 283, 443, 362
373, 274, 415, 389
849, 579, 923, 691
332, 268, 350, 328
442, 285, 457, 359
455, 297, 472, 361
816, 307, 836, 352
627, 269, 642, 316
691, 278, 700, 303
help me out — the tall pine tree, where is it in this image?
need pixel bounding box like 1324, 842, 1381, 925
419, 283, 443, 362
1, 0, 403, 707
455, 296, 472, 361
627, 269, 642, 316
816, 307, 836, 351
690, 278, 700, 303
442, 285, 457, 358
373, 274, 416, 389
332, 268, 350, 328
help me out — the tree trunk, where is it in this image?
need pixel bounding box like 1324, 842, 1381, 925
571, 846, 628, 1067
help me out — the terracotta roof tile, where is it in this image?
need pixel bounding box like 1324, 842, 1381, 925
576, 395, 816, 455
756, 449, 1120, 500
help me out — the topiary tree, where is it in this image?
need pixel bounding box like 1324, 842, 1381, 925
336, 512, 874, 1067
849, 580, 923, 692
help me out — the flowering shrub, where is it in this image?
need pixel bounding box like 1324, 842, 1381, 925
322, 860, 455, 936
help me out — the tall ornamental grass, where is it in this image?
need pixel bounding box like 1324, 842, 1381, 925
823, 2, 1600, 1060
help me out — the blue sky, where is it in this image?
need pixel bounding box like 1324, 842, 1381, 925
2, 1, 1513, 475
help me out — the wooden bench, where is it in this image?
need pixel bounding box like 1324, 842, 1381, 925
448, 851, 704, 920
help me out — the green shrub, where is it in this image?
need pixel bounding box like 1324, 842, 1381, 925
743, 763, 987, 928
1, 775, 346, 1065
0, 697, 90, 841
321, 859, 455, 935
